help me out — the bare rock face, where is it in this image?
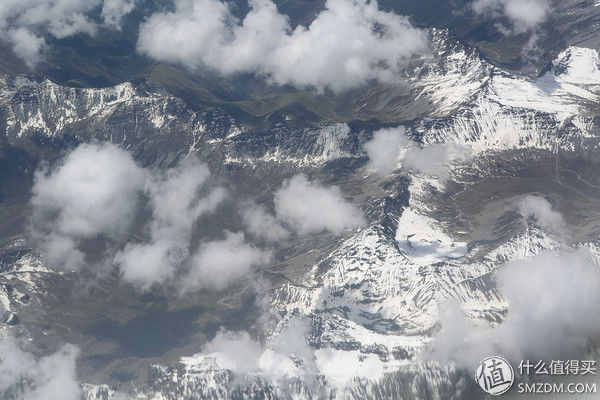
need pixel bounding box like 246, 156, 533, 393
1, 26, 600, 400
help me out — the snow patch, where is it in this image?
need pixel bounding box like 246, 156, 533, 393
396, 208, 468, 264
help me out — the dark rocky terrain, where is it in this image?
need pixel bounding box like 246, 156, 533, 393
1, 1, 600, 399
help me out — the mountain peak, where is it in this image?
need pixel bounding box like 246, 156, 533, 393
552, 47, 600, 85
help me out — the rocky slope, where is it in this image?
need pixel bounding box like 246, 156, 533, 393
1, 28, 600, 399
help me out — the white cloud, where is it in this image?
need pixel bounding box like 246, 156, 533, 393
198, 317, 315, 380
202, 329, 265, 373
274, 174, 364, 235
137, 0, 232, 70
147, 158, 225, 242
38, 233, 86, 272
101, 0, 136, 27
26, 142, 282, 296
364, 127, 410, 174
114, 240, 180, 291
267, 317, 314, 363
32, 143, 147, 238
0, 335, 80, 400
200, 328, 302, 379
402, 142, 470, 179
115, 157, 226, 291
517, 195, 566, 236
364, 127, 470, 178
30, 142, 147, 271
0, 0, 136, 66
186, 231, 271, 291
29, 144, 267, 292
241, 201, 289, 242
12, 0, 97, 39
197, 318, 391, 389
314, 348, 386, 389
137, 0, 428, 91
7, 27, 46, 68
472, 0, 551, 34
432, 248, 600, 368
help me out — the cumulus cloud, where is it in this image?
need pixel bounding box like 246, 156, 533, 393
30, 142, 147, 271
186, 231, 271, 291
0, 0, 136, 66
6, 27, 46, 67
198, 319, 308, 379
201, 329, 299, 378
274, 174, 364, 235
432, 248, 600, 368
115, 240, 180, 291
364, 127, 410, 174
148, 159, 226, 241
196, 318, 391, 389
267, 317, 314, 363
240, 177, 365, 242
101, 0, 136, 27
115, 157, 226, 291
113, 157, 270, 293
314, 348, 386, 389
137, 0, 428, 91
38, 234, 85, 272
364, 127, 470, 178
202, 330, 266, 373
241, 201, 289, 242
32, 143, 146, 238
517, 195, 566, 236
29, 143, 270, 293
403, 142, 471, 179
0, 335, 80, 400
472, 0, 552, 34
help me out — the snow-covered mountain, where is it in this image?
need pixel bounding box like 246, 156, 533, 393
1, 27, 600, 399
